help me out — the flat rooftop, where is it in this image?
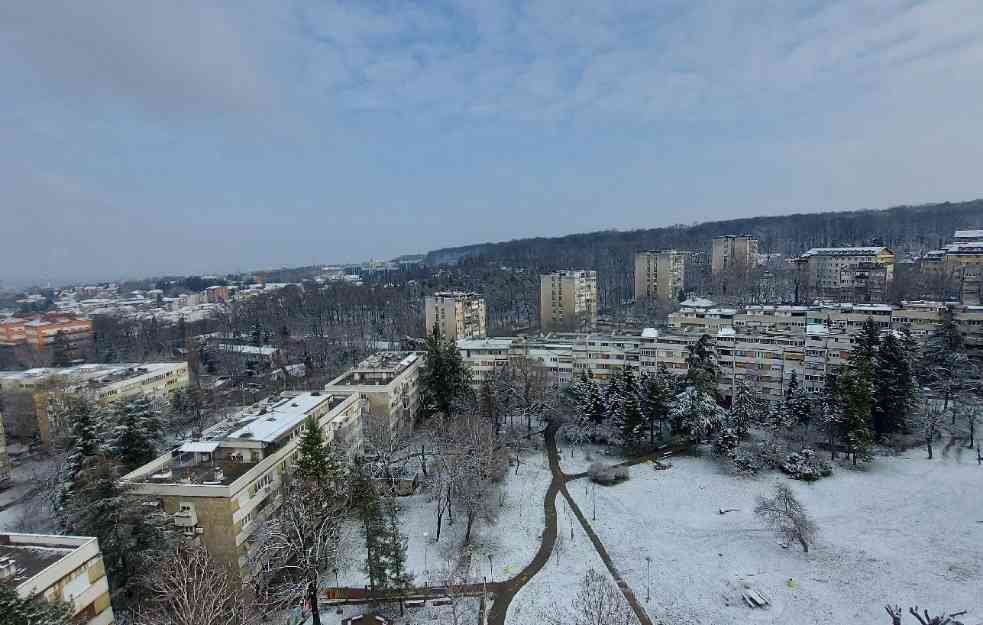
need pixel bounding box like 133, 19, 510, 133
353, 351, 420, 372
135, 459, 256, 486
0, 362, 182, 388
0, 540, 74, 581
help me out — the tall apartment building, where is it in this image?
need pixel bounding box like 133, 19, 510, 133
540, 270, 598, 332
711, 235, 759, 274
424, 292, 487, 339
122, 391, 363, 576
634, 250, 699, 302
0, 362, 189, 444
1, 533, 114, 625
795, 247, 895, 301
324, 351, 424, 432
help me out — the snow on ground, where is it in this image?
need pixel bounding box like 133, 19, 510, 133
557, 442, 626, 475
337, 449, 553, 588
569, 452, 983, 625
0, 455, 54, 531
505, 492, 620, 625
311, 597, 481, 625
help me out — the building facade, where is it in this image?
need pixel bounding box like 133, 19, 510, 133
711, 235, 759, 274
121, 391, 363, 576
0, 362, 189, 444
633, 250, 704, 302
795, 247, 895, 301
540, 270, 598, 332
0, 418, 8, 486
424, 292, 487, 339
1, 533, 114, 625
324, 351, 424, 433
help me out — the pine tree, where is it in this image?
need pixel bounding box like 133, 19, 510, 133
418, 324, 474, 419
56, 396, 105, 521
602, 372, 623, 424
613, 368, 644, 448
382, 498, 412, 592
783, 372, 814, 435
686, 334, 719, 394
729, 377, 761, 437
0, 581, 73, 625
837, 366, 873, 465
670, 387, 726, 441
294, 415, 330, 484
110, 397, 161, 472
872, 332, 916, 437
51, 330, 72, 367
640, 366, 673, 442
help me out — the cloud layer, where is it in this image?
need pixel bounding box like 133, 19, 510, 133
2, 0, 982, 286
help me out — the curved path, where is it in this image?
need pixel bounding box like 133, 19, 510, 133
326, 426, 680, 625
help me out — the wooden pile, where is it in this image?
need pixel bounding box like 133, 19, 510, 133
742, 589, 770, 609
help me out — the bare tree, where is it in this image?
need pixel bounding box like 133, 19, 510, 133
131, 542, 258, 625
754, 484, 817, 553
540, 568, 638, 625
914, 400, 947, 459
249, 476, 351, 625
885, 605, 969, 625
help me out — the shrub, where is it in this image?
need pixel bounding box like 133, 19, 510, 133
781, 449, 832, 481
588, 462, 629, 485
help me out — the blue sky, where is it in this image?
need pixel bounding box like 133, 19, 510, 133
2, 0, 982, 287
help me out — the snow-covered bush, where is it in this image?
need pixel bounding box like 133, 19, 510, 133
781, 449, 832, 481
729, 448, 762, 475
713, 427, 740, 457
588, 462, 629, 485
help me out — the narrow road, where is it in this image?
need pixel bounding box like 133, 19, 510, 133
485, 422, 563, 625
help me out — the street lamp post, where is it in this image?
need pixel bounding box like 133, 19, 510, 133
645, 556, 651, 602
591, 482, 597, 521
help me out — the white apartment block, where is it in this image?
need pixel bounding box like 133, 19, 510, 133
121, 391, 363, 576
457, 336, 577, 386
540, 271, 598, 332
1, 533, 114, 625
324, 351, 424, 433
425, 292, 487, 339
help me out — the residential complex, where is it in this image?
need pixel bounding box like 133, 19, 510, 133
634, 250, 703, 302
795, 246, 895, 301
0, 362, 189, 444
917, 229, 983, 304
540, 270, 598, 332
711, 235, 759, 274
1, 533, 114, 625
458, 300, 983, 403
0, 418, 8, 486
324, 351, 424, 432
0, 313, 93, 363
121, 391, 364, 576
424, 291, 487, 339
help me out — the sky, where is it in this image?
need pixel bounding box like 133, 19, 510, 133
2, 0, 983, 287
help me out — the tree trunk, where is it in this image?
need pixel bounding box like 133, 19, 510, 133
446, 486, 454, 525
308, 581, 321, 625
435, 506, 444, 541
927, 434, 933, 459
464, 511, 475, 544
798, 537, 809, 553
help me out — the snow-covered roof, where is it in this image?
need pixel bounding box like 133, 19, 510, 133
225, 392, 336, 443
178, 441, 221, 453
456, 337, 513, 350
678, 296, 715, 308
800, 247, 889, 257
953, 229, 983, 240
216, 343, 278, 356
641, 328, 659, 338
806, 324, 830, 336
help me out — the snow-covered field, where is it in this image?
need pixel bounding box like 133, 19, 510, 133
337, 448, 553, 588
569, 451, 983, 624
505, 493, 617, 625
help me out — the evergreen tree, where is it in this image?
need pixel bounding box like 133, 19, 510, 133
837, 366, 873, 465
670, 387, 726, 441
602, 372, 623, 424
56, 396, 105, 521
418, 324, 474, 419
783, 372, 814, 435
0, 581, 73, 625
853, 317, 881, 376
612, 368, 644, 448
109, 397, 160, 472
686, 334, 719, 394
872, 332, 916, 437
584, 378, 605, 426
51, 330, 72, 367
729, 377, 762, 437
294, 415, 331, 484
640, 366, 673, 442
382, 498, 413, 592
478, 379, 498, 432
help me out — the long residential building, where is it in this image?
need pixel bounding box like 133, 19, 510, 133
795, 246, 895, 302
424, 291, 487, 339
121, 391, 364, 576
540, 270, 598, 332
324, 351, 424, 432
0, 362, 189, 444
1, 533, 114, 625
